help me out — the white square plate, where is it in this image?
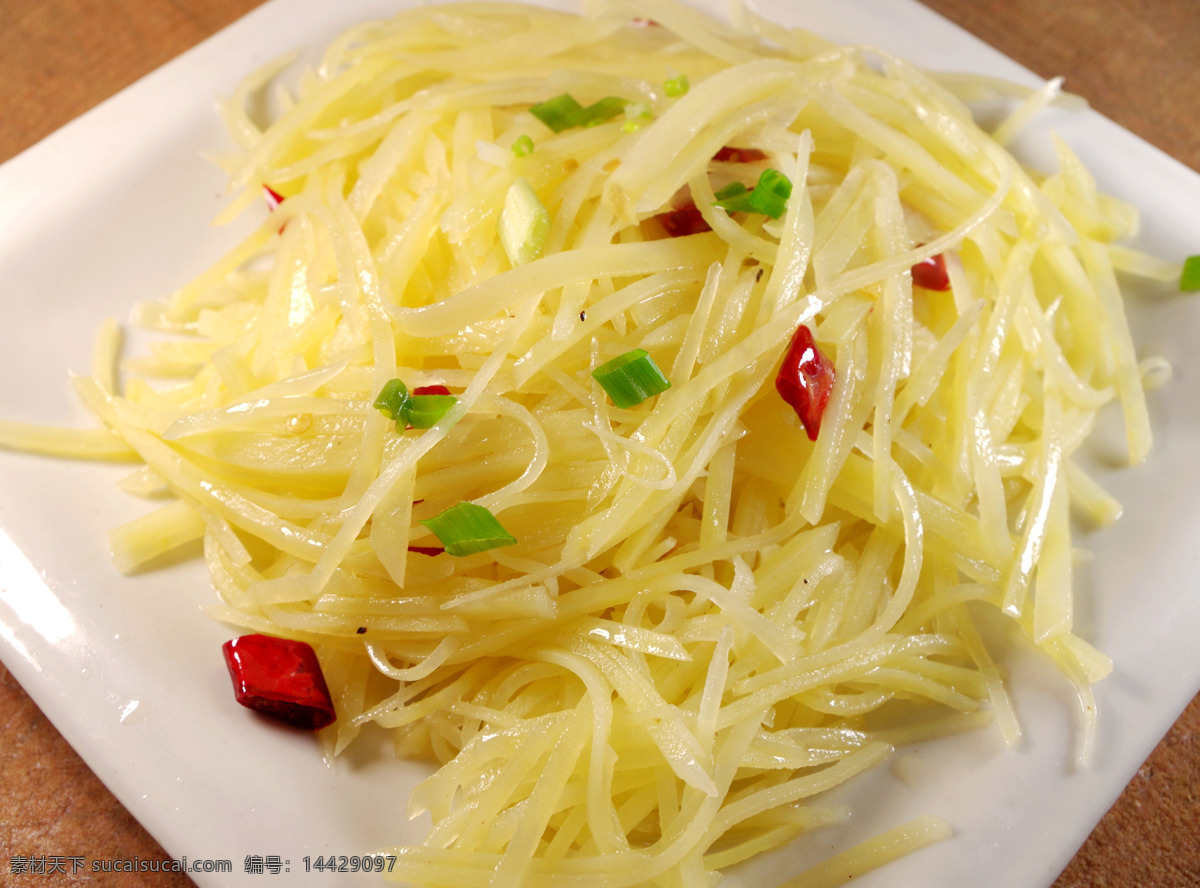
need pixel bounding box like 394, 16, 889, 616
2, 1, 1198, 885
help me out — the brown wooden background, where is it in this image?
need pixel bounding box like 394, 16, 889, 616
1, 0, 1197, 885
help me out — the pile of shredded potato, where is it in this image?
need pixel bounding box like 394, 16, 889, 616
0, 0, 1182, 885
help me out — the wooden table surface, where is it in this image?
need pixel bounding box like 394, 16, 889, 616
1, 1, 1197, 886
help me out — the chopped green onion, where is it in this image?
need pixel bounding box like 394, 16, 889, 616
529, 94, 584, 132
622, 102, 654, 132
373, 379, 410, 421
511, 134, 535, 157
592, 348, 671, 408
530, 93, 628, 132
712, 168, 793, 220
748, 167, 792, 218
405, 394, 457, 428
499, 177, 551, 266
374, 379, 457, 429
664, 74, 690, 97
713, 181, 754, 213
1181, 254, 1200, 291
419, 502, 517, 556
713, 182, 748, 200
575, 96, 629, 127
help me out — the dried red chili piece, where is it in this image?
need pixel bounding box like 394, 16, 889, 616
263, 185, 285, 210
407, 545, 445, 557
712, 146, 768, 163
222, 634, 336, 730
911, 249, 950, 291
412, 384, 452, 397
775, 324, 836, 442
657, 202, 711, 237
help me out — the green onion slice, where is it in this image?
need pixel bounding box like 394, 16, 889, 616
374, 379, 457, 429
405, 394, 457, 428
1181, 254, 1200, 291
574, 96, 628, 127
529, 94, 584, 132
499, 178, 551, 266
419, 502, 517, 556
592, 348, 671, 408
530, 93, 628, 132
713, 168, 793, 220
664, 74, 690, 97
712, 181, 754, 214
748, 167, 792, 218
511, 134, 534, 157
622, 102, 654, 132
373, 379, 410, 421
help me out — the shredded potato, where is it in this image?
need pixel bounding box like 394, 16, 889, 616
0, 0, 1178, 884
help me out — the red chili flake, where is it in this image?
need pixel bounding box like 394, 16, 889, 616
911, 248, 950, 291
657, 201, 711, 237
407, 545, 445, 557
412, 384, 451, 397
630, 17, 660, 26
712, 146, 768, 163
775, 324, 836, 442
263, 185, 285, 210
222, 634, 335, 730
